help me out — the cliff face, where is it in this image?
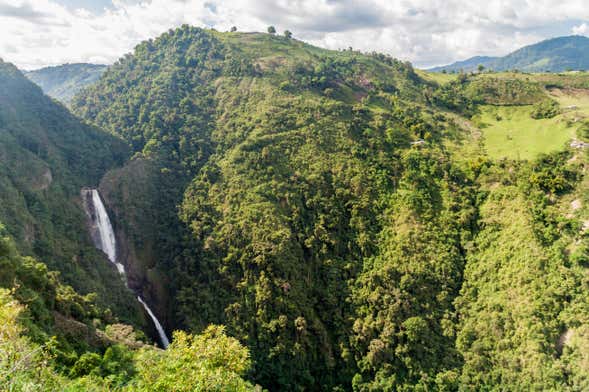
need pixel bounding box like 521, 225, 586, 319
98, 158, 172, 330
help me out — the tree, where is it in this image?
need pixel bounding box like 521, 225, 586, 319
530, 99, 561, 119
477, 64, 485, 73
267, 26, 276, 34
230, 26, 237, 32
284, 30, 292, 39
134, 326, 254, 391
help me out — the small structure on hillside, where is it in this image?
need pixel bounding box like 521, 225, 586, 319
410, 139, 426, 146
570, 139, 589, 149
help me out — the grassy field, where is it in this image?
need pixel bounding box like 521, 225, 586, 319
475, 105, 575, 160
468, 76, 589, 160
416, 71, 589, 160
419, 70, 458, 85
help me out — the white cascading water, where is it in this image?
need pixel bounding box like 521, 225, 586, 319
137, 296, 170, 348
90, 190, 124, 275
82, 188, 170, 349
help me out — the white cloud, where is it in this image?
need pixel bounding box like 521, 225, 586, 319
572, 23, 589, 35
0, 0, 588, 70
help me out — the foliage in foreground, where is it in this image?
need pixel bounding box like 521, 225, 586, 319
0, 289, 254, 391
0, 222, 254, 391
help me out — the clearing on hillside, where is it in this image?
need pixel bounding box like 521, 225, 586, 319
474, 105, 575, 160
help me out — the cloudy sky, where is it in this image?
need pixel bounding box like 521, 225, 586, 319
1, 0, 589, 70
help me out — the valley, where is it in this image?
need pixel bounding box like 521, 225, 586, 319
0, 25, 588, 391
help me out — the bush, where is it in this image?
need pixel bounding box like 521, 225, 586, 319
70, 353, 102, 378
133, 326, 254, 391
530, 99, 561, 119
577, 120, 589, 141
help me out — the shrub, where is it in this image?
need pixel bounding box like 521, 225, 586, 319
530, 99, 561, 119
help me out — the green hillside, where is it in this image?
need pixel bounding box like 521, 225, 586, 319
25, 63, 107, 104
431, 35, 589, 73
72, 27, 437, 389
67, 26, 589, 391
0, 60, 138, 320
0, 58, 255, 391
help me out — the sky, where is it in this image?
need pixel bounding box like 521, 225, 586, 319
1, 0, 589, 70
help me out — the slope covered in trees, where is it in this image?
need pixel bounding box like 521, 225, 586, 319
0, 58, 255, 390
73, 26, 451, 389
71, 26, 589, 391
0, 59, 140, 322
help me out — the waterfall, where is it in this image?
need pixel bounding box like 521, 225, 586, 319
82, 188, 170, 349
88, 190, 124, 275
137, 296, 170, 348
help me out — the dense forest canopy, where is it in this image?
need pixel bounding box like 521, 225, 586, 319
1, 25, 588, 391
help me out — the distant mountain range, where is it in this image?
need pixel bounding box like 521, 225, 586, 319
429, 35, 589, 73
25, 63, 107, 103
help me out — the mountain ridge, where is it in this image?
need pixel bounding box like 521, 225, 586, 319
430, 35, 589, 73
25, 63, 108, 103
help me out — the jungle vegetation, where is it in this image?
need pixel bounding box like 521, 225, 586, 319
1, 26, 587, 391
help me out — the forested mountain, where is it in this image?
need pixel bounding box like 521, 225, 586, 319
1, 24, 587, 390
72, 26, 448, 390
64, 26, 589, 390
25, 63, 107, 104
430, 35, 589, 73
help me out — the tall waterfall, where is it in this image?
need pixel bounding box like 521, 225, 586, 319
82, 188, 170, 349
88, 190, 124, 275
